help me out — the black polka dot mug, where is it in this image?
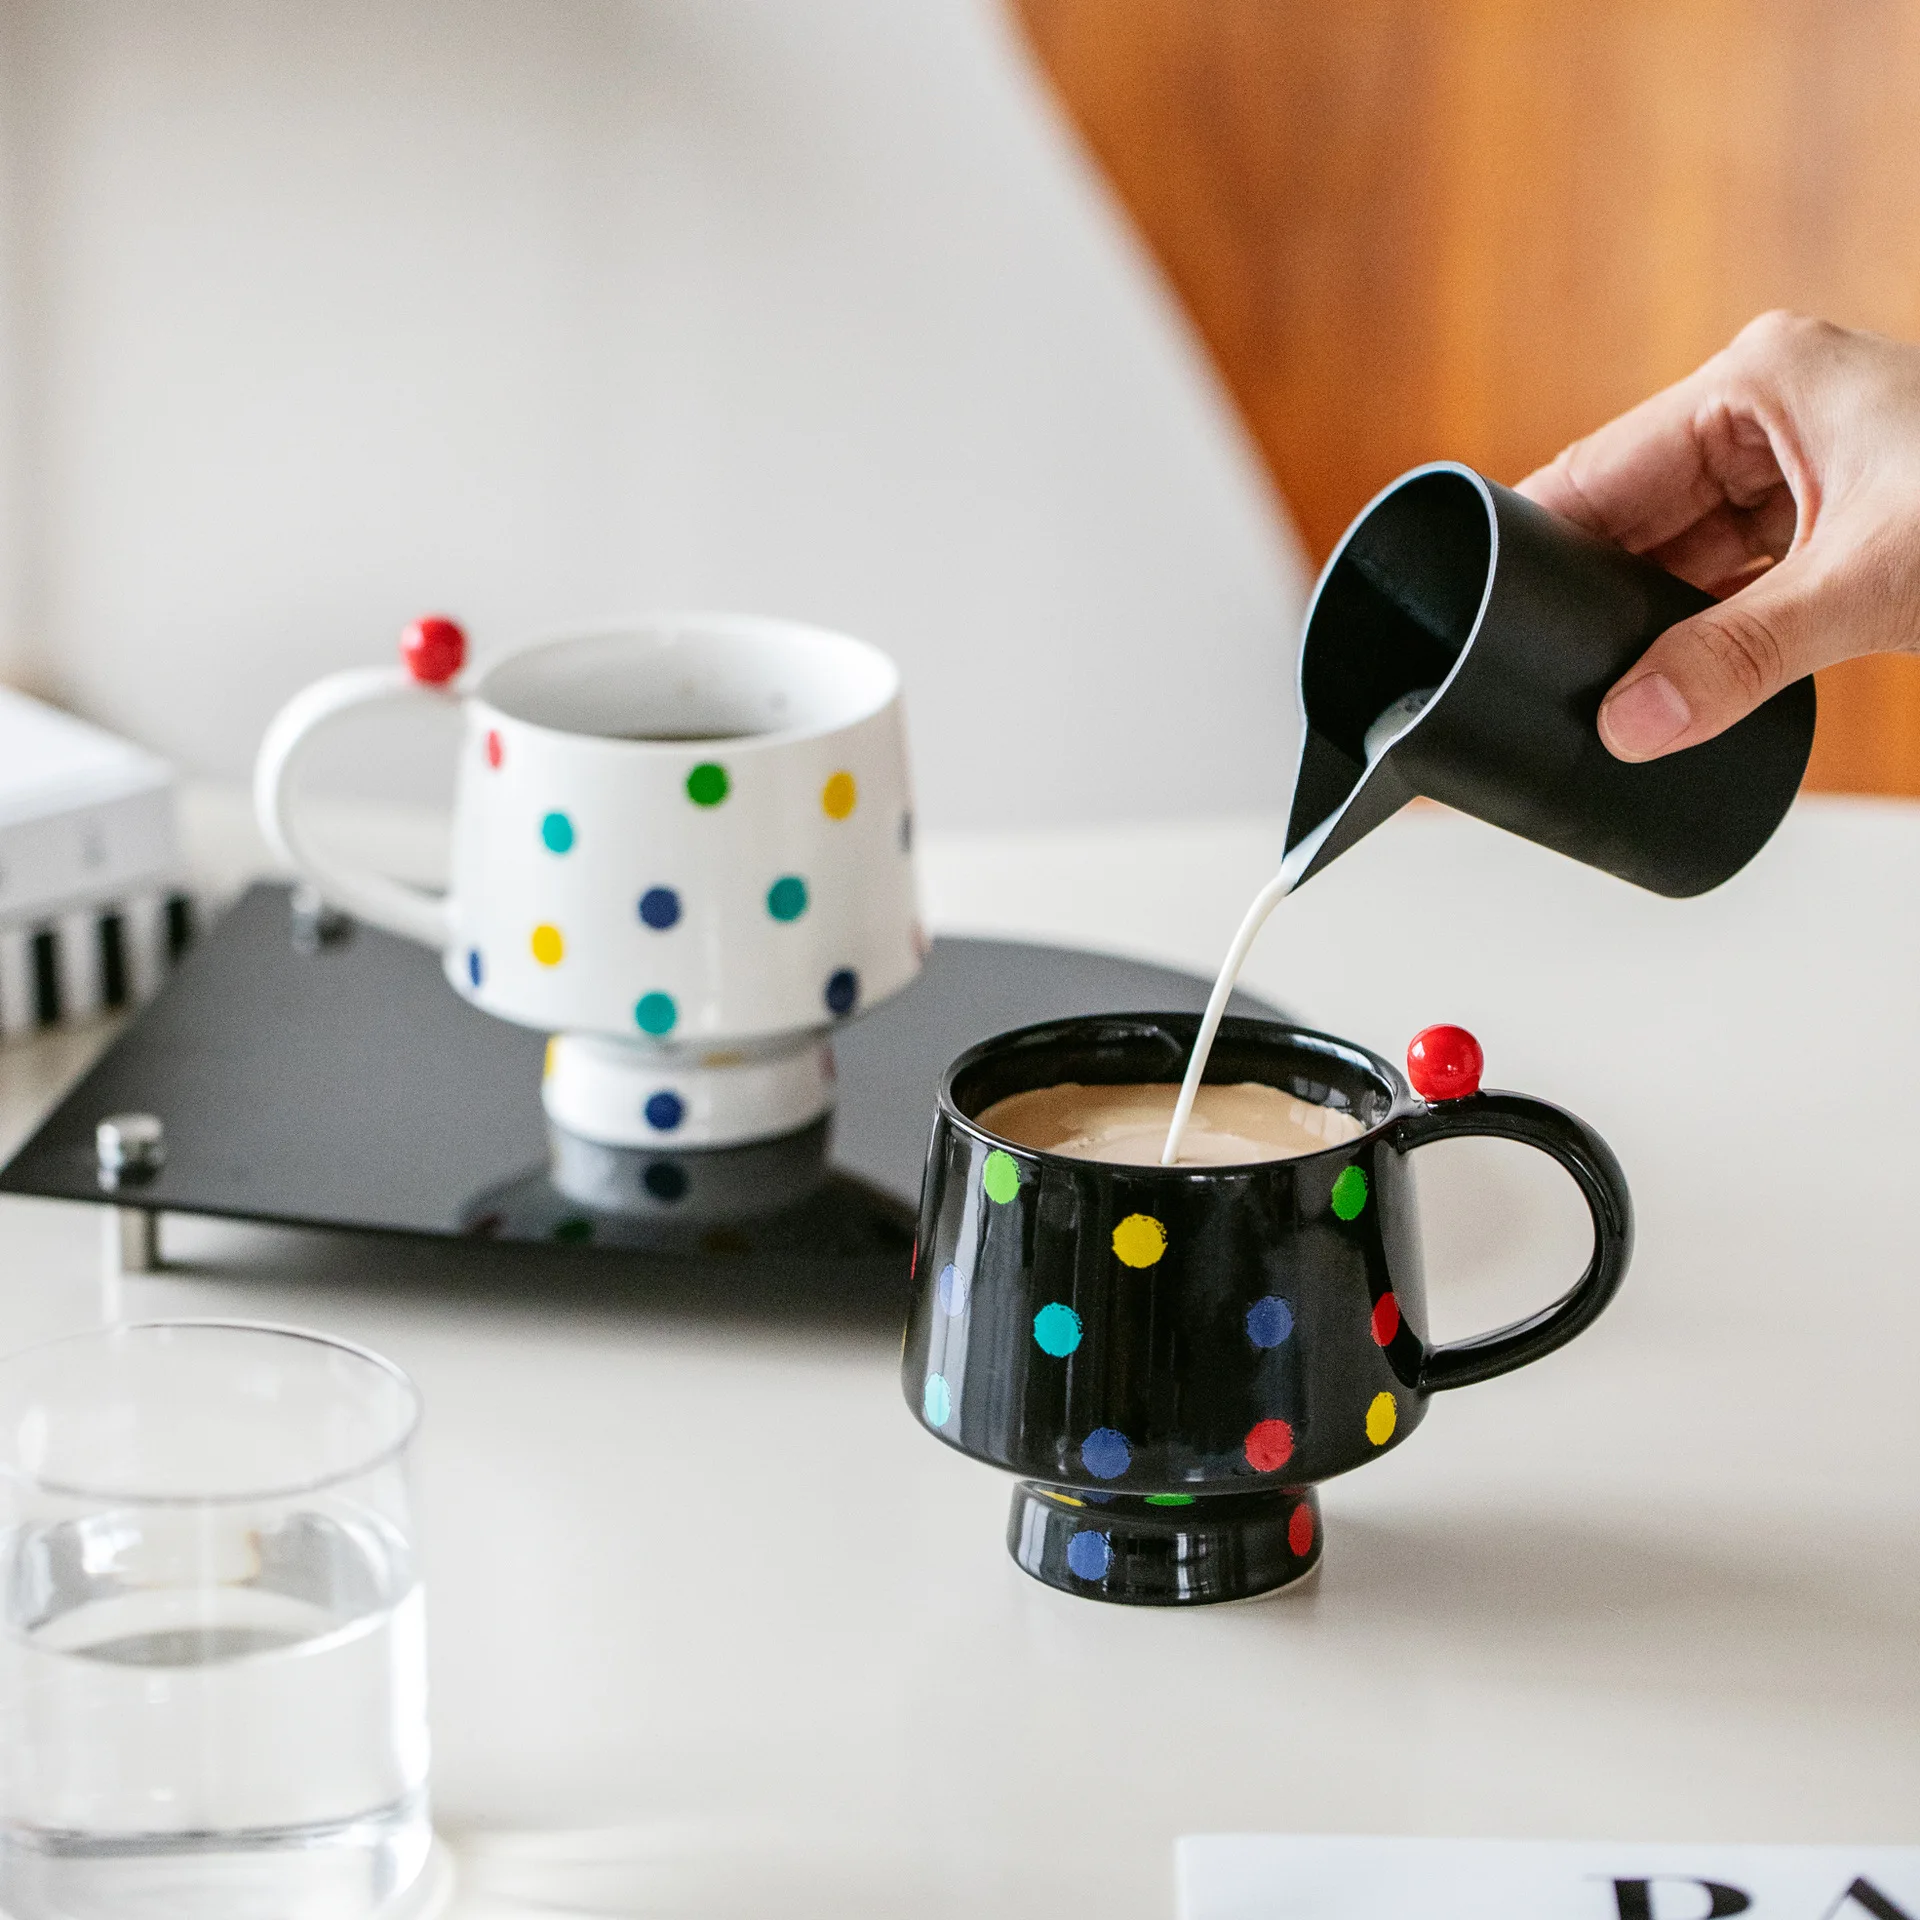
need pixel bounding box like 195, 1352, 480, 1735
903, 1012, 1632, 1605
257, 614, 922, 1148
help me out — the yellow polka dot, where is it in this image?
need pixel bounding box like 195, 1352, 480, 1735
1111, 1213, 1167, 1268
530, 923, 564, 967
1039, 1490, 1085, 1508
821, 770, 858, 820
1366, 1391, 1397, 1447
543, 1036, 558, 1079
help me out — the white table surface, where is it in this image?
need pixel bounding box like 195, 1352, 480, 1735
3, 794, 1916, 1918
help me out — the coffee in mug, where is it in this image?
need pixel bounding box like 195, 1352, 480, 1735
977, 1081, 1365, 1166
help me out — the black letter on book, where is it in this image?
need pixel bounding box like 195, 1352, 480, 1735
1612, 1880, 1752, 1920
1822, 1879, 1918, 1920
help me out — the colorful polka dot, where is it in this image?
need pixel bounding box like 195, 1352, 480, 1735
465, 947, 483, 988
634, 991, 677, 1035
1246, 1295, 1294, 1348
1065, 1530, 1112, 1581
484, 729, 503, 769
1244, 1417, 1295, 1473
1366, 1391, 1398, 1446
552, 1217, 593, 1245
644, 1090, 685, 1132
767, 875, 809, 922
1331, 1164, 1369, 1220
1039, 1489, 1085, 1508
937, 1263, 969, 1315
821, 770, 857, 819
643, 1160, 687, 1202
639, 887, 681, 930
1080, 1428, 1131, 1479
543, 1036, 558, 1080
1111, 1213, 1167, 1268
1371, 1292, 1401, 1345
899, 810, 914, 853
1287, 1503, 1316, 1556
540, 810, 575, 854
923, 1374, 952, 1426
1032, 1302, 1083, 1357
982, 1150, 1021, 1204
531, 923, 564, 966
1145, 1493, 1195, 1507
686, 762, 729, 807
824, 968, 859, 1016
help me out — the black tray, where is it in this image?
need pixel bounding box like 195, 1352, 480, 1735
2, 885, 1278, 1280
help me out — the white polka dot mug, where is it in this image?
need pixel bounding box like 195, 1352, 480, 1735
256, 614, 923, 1148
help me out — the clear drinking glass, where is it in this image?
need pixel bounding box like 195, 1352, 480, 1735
0, 1320, 431, 1920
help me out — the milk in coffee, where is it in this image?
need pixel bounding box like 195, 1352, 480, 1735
979, 1079, 1364, 1167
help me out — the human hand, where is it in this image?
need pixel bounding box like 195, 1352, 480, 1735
1516, 312, 1920, 761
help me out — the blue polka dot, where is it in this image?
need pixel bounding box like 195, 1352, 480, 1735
465, 948, 483, 988
644, 1090, 685, 1132
923, 1374, 952, 1426
1032, 1302, 1083, 1357
540, 811, 575, 854
635, 992, 677, 1036
1066, 1530, 1112, 1581
643, 1160, 687, 1202
767, 876, 809, 922
825, 968, 859, 1016
1080, 1489, 1115, 1505
1246, 1295, 1295, 1348
1080, 1427, 1131, 1480
937, 1264, 969, 1315
639, 887, 681, 930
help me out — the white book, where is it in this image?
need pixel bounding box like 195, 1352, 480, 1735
1177, 1836, 1920, 1920
0, 687, 184, 1035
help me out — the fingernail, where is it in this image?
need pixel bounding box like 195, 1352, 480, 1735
1599, 673, 1692, 760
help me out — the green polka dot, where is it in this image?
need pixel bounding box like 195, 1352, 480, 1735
1145, 1493, 1195, 1507
634, 991, 678, 1036
552, 1217, 593, 1244
686, 762, 729, 807
982, 1149, 1020, 1204
1331, 1164, 1369, 1221
766, 875, 808, 921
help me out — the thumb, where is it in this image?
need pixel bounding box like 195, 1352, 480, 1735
1597, 558, 1823, 762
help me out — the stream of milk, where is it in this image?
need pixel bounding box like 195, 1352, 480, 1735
1158, 687, 1435, 1165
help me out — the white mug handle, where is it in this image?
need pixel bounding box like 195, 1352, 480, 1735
253, 663, 455, 949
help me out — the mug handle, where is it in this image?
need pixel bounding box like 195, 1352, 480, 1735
253, 666, 454, 948
1387, 1092, 1633, 1392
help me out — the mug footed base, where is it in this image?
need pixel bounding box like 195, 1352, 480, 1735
1007, 1482, 1322, 1606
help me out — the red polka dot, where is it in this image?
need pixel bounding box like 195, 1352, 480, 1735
1244, 1418, 1294, 1473
1287, 1502, 1315, 1556
1371, 1292, 1401, 1345
485, 728, 503, 769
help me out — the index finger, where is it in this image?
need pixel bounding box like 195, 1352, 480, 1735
1516, 365, 1734, 554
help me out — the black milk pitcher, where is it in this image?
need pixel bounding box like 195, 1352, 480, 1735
1284, 461, 1817, 897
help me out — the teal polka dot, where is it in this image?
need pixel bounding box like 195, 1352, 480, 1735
1032, 1302, 1082, 1357
767, 875, 809, 922
634, 991, 678, 1036
1331, 1164, 1369, 1221
540, 811, 575, 854
923, 1374, 952, 1426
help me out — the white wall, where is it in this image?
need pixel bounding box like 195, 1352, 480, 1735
0, 0, 1307, 829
